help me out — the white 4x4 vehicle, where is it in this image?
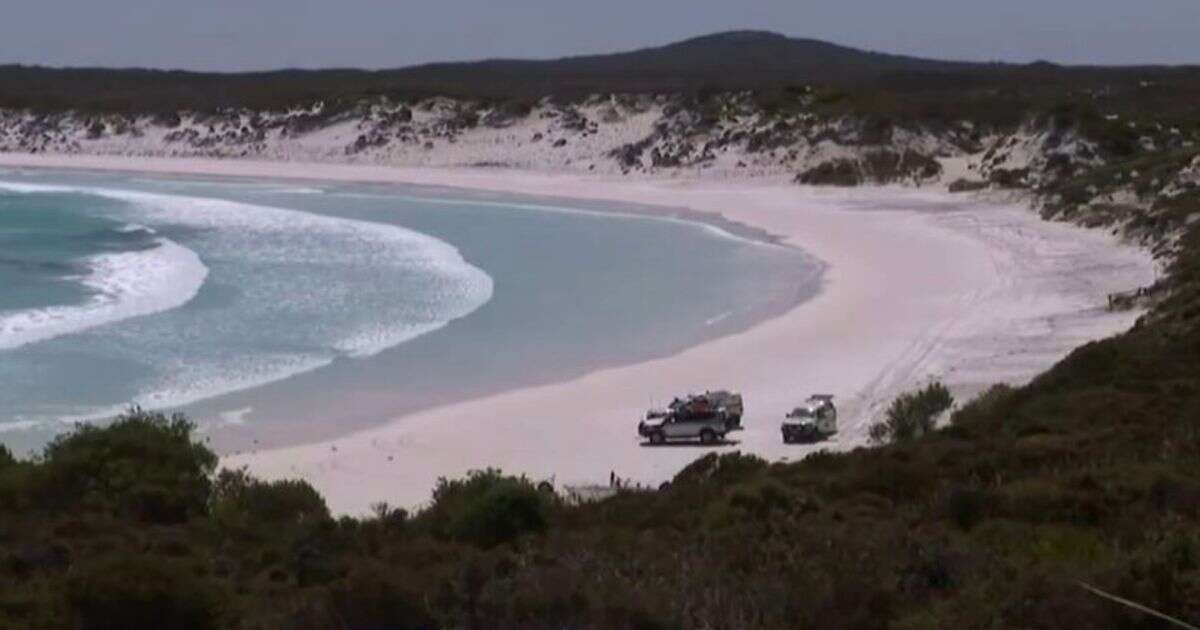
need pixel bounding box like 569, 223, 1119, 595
639, 391, 744, 445
781, 394, 837, 443
638, 412, 731, 445
638, 388, 739, 441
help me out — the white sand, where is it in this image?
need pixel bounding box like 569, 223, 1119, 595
0, 153, 1158, 514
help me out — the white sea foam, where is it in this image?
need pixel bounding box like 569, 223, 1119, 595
332, 321, 452, 358
0, 419, 40, 433
219, 407, 254, 426
0, 236, 209, 351
116, 223, 157, 235
704, 310, 734, 326
0, 183, 487, 272
139, 354, 336, 411
45, 353, 336, 427
0, 180, 495, 414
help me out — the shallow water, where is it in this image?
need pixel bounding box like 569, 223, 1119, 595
0, 170, 820, 455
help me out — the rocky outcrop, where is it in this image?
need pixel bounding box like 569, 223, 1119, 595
797, 159, 861, 186
347, 131, 390, 155
608, 138, 648, 169
797, 150, 941, 186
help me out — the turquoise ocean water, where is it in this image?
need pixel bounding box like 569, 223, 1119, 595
0, 170, 821, 455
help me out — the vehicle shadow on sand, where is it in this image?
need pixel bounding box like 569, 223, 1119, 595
639, 439, 741, 448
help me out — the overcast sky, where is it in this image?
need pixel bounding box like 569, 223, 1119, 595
3, 0, 1198, 71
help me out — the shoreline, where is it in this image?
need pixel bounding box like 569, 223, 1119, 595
0, 153, 790, 246
0, 153, 1158, 515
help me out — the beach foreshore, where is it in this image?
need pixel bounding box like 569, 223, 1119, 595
0, 153, 1158, 515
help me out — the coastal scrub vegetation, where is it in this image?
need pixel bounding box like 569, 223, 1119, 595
869, 381, 954, 444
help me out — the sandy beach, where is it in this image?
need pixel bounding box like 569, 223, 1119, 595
0, 153, 1158, 515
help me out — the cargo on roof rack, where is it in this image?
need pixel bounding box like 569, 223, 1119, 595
638, 390, 743, 445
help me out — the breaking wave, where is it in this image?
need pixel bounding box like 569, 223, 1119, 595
0, 235, 208, 351
0, 181, 494, 416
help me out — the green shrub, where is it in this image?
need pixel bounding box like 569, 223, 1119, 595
422, 469, 551, 548
748, 478, 792, 514
210, 468, 330, 528
951, 383, 1016, 428
870, 382, 954, 444
945, 486, 992, 530
0, 458, 35, 511
708, 478, 797, 526
849, 456, 937, 503
672, 452, 767, 486
451, 482, 548, 549
67, 555, 221, 630
972, 520, 1114, 572
809, 577, 896, 630
326, 566, 438, 629
368, 501, 410, 530
38, 409, 216, 522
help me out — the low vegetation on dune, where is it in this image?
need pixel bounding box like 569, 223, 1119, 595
869, 381, 954, 444
1, 221, 1198, 627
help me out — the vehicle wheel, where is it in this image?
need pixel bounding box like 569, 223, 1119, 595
700, 429, 716, 444
649, 431, 665, 445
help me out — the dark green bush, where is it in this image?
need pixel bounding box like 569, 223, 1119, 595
325, 566, 438, 630
451, 482, 548, 549
211, 467, 330, 528
422, 469, 551, 548
869, 382, 954, 444
38, 409, 216, 522
951, 383, 1016, 429
67, 555, 221, 630
672, 451, 767, 486
0, 446, 30, 510
722, 477, 795, 521
946, 486, 992, 530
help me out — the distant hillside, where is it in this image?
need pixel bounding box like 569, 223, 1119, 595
384, 30, 998, 93
1, 30, 1195, 113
